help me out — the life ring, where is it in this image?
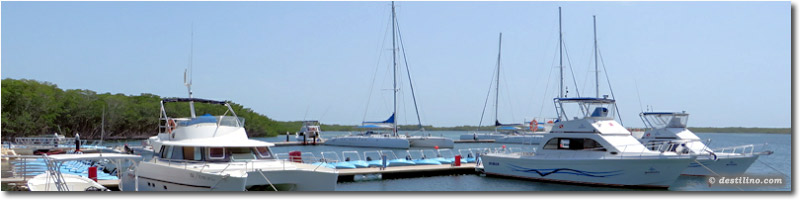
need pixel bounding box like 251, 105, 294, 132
167, 119, 177, 134
529, 120, 538, 132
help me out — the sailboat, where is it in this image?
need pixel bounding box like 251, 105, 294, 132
324, 1, 453, 149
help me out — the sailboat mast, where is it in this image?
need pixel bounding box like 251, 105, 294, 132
558, 7, 563, 98
391, 1, 398, 136
594, 15, 599, 98
495, 32, 502, 132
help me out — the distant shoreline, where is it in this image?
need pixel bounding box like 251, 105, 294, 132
312, 123, 791, 134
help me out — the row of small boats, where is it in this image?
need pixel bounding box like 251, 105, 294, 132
274, 149, 488, 169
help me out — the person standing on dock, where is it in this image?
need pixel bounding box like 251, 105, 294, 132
74, 133, 81, 152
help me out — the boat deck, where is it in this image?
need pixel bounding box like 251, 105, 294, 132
2, 177, 120, 191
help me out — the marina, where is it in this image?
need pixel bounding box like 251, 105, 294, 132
0, 1, 790, 194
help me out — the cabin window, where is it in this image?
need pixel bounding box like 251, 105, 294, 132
165, 146, 174, 159
183, 147, 203, 161
208, 147, 225, 160
159, 146, 168, 158
229, 147, 256, 161
255, 147, 273, 159
542, 138, 606, 151
171, 146, 184, 160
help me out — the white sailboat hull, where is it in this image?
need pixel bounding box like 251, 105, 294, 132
459, 134, 506, 140
408, 137, 454, 148
481, 153, 694, 188
324, 136, 410, 149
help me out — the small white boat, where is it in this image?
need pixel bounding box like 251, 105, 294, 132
481, 98, 696, 189
295, 120, 322, 143
27, 153, 142, 191
637, 111, 772, 176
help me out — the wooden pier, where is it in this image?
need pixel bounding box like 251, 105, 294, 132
336, 163, 478, 182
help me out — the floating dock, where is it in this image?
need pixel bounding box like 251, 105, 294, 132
274, 140, 494, 147
336, 163, 478, 182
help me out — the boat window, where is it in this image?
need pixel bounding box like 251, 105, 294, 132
208, 147, 225, 160
229, 147, 257, 161
255, 147, 273, 159
171, 145, 184, 160
164, 146, 174, 159
193, 147, 203, 161
183, 147, 202, 161
160, 146, 168, 158
542, 138, 606, 151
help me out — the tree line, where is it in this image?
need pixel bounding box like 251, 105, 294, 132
1, 78, 296, 140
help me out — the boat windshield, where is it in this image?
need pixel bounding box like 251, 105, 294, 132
158, 145, 274, 162
555, 98, 617, 121
641, 112, 689, 129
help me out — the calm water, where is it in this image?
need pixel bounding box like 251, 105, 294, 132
260, 131, 791, 191
5, 131, 790, 191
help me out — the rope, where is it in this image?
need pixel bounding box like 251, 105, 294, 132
597, 48, 623, 125
395, 16, 424, 131
693, 160, 743, 191
756, 159, 788, 178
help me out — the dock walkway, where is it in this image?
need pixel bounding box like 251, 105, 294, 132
336, 163, 478, 182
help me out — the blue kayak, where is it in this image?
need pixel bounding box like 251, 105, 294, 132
332, 162, 357, 169
366, 160, 384, 167
347, 160, 370, 168
412, 159, 441, 165
432, 158, 453, 164
387, 159, 415, 167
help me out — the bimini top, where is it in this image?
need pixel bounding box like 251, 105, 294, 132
554, 97, 615, 103
641, 111, 688, 116
161, 98, 227, 105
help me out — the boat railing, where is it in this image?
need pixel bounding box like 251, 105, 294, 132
4, 155, 47, 181
713, 144, 757, 155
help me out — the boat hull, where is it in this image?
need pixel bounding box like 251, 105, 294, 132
27, 173, 108, 191
683, 154, 759, 176
481, 154, 693, 188
459, 134, 506, 140
121, 161, 247, 191
324, 136, 410, 149
408, 137, 454, 148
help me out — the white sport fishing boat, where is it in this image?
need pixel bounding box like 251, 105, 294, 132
637, 111, 772, 176
481, 98, 696, 188
324, 2, 452, 149
138, 98, 337, 191
481, 10, 693, 188
294, 120, 322, 143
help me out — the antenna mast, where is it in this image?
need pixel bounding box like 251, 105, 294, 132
186, 24, 196, 118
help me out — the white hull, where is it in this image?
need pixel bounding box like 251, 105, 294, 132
324, 136, 410, 149
408, 136, 454, 148
121, 161, 248, 191
27, 173, 107, 191
242, 161, 338, 191
683, 154, 760, 176
481, 154, 694, 188
495, 135, 544, 144
459, 134, 506, 140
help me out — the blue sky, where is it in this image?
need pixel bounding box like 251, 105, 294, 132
1, 1, 790, 128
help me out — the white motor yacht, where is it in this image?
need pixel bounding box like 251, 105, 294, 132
137, 98, 338, 191
637, 111, 771, 176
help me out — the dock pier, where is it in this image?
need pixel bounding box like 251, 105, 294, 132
336, 163, 478, 182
